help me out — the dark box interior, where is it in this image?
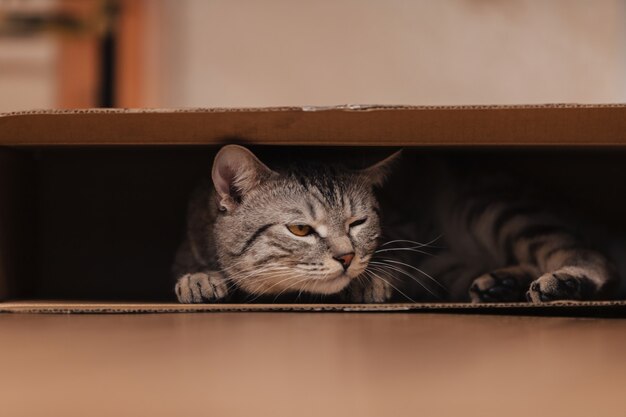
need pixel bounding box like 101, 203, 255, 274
2, 145, 626, 302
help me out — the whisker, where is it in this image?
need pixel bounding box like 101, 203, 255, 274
236, 269, 303, 300
369, 262, 439, 299
244, 270, 302, 292
247, 273, 306, 302
227, 266, 293, 284
273, 276, 310, 301
365, 268, 418, 303
374, 247, 435, 256
374, 259, 447, 292
295, 277, 313, 302
379, 235, 444, 249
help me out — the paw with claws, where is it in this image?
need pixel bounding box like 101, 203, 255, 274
175, 271, 229, 303
526, 272, 584, 303
469, 265, 537, 303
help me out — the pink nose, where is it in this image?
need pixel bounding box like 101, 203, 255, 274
333, 252, 355, 271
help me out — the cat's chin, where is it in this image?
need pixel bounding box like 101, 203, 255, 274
237, 272, 353, 296
304, 274, 353, 295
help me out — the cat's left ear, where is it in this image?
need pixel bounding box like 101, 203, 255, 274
360, 149, 402, 187
212, 145, 276, 211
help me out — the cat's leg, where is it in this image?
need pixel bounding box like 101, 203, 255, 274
446, 186, 618, 303
175, 271, 229, 303
526, 249, 617, 302
172, 182, 228, 304
340, 274, 393, 303
173, 220, 229, 303
469, 264, 539, 303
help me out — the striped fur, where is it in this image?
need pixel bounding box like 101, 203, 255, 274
173, 145, 390, 303
174, 146, 619, 304
380, 164, 619, 303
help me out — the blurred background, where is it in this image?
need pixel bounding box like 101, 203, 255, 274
1, 0, 625, 113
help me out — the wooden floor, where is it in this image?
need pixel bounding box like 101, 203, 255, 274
1, 312, 625, 417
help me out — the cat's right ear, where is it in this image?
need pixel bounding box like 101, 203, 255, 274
212, 145, 275, 211
360, 149, 402, 187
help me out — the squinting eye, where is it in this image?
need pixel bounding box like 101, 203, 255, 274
287, 224, 314, 237
349, 218, 367, 228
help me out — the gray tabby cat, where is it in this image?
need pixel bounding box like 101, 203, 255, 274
173, 145, 618, 303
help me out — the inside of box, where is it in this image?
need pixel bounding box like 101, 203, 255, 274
1, 145, 626, 303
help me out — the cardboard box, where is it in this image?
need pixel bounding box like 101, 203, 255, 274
1, 104, 626, 316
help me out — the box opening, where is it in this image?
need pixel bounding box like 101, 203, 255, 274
1, 145, 626, 304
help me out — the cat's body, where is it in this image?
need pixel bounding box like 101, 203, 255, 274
174, 145, 619, 304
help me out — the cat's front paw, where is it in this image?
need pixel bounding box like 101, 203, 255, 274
175, 272, 229, 303
469, 266, 537, 303
343, 277, 392, 303
526, 272, 584, 303
469, 272, 523, 303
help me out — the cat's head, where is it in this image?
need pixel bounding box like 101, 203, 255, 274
212, 145, 399, 297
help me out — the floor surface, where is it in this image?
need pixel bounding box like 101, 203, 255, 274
1, 313, 625, 417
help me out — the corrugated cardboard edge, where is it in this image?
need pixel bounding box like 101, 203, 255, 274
3, 103, 626, 117
3, 104, 626, 146
1, 301, 625, 317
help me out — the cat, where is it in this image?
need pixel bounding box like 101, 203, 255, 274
173, 145, 619, 304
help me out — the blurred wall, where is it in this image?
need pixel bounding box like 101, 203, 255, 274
0, 0, 99, 112
1, 0, 626, 111
144, 0, 626, 107
0, 37, 58, 113
0, 0, 60, 113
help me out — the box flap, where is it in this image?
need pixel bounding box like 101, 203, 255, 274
2, 104, 626, 146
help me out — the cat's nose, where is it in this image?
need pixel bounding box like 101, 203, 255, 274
333, 252, 355, 271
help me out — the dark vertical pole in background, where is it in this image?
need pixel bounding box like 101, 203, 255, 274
99, 0, 119, 107
99, 29, 116, 107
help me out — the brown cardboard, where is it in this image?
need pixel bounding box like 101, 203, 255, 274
1, 300, 625, 317
2, 104, 626, 146
1, 105, 626, 314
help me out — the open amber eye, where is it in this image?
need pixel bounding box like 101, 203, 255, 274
287, 224, 313, 237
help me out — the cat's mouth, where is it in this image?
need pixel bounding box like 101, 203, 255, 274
239, 259, 368, 296
308, 262, 368, 294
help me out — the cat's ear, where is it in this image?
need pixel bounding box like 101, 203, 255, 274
212, 145, 275, 211
360, 149, 402, 187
